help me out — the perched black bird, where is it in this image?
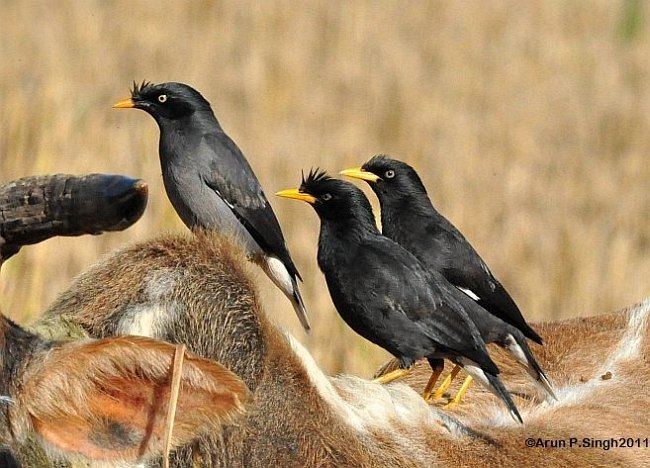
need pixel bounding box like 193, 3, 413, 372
341, 156, 541, 343
341, 156, 555, 400
276, 170, 523, 423
114, 81, 309, 331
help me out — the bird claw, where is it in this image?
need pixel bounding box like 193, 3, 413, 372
443, 401, 459, 410
441, 375, 474, 410
422, 391, 446, 404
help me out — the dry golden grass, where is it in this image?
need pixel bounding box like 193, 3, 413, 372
0, 0, 648, 375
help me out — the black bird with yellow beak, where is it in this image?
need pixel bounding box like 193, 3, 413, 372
113, 81, 310, 331
341, 156, 555, 402
276, 170, 523, 423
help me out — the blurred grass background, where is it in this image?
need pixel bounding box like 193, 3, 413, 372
0, 0, 648, 375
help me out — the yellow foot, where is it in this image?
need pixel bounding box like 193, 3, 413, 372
442, 375, 474, 410
431, 365, 462, 400
372, 367, 410, 385
443, 401, 459, 410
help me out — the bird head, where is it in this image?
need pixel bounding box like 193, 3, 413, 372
276, 169, 376, 225
113, 81, 212, 122
340, 155, 427, 199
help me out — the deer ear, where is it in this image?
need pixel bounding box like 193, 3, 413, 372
19, 336, 248, 462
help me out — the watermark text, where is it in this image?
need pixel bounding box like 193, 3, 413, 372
525, 437, 648, 450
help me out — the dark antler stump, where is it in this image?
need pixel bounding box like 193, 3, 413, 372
0, 174, 148, 266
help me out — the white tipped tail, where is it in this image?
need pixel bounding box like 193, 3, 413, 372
458, 358, 523, 424
289, 280, 311, 331
263, 256, 311, 331
505, 334, 557, 401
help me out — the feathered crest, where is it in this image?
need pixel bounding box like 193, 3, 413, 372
300, 168, 330, 191
365, 154, 392, 169
131, 80, 155, 97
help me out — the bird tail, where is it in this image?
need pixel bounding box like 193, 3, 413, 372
505, 333, 557, 401
477, 283, 544, 344
484, 372, 524, 424
262, 256, 311, 332
289, 279, 311, 332
459, 358, 523, 424
521, 323, 544, 345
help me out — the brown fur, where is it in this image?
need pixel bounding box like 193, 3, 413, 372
374, 305, 649, 467
0, 318, 247, 466
12, 232, 649, 466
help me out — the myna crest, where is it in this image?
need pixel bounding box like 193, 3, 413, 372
277, 169, 376, 224
276, 168, 330, 204
112, 80, 155, 109
131, 79, 155, 97
300, 168, 331, 191
113, 81, 211, 120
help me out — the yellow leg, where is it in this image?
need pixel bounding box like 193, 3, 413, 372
431, 365, 461, 400
372, 367, 410, 384
422, 367, 444, 401
443, 376, 474, 410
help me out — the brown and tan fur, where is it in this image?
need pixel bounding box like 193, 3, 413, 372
10, 232, 649, 467
0, 316, 248, 467
374, 303, 649, 467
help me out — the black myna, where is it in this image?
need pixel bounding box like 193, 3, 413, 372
276, 170, 523, 423
113, 81, 309, 331
341, 156, 555, 401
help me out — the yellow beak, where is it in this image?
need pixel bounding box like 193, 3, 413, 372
112, 97, 135, 109
339, 167, 380, 182
275, 188, 317, 204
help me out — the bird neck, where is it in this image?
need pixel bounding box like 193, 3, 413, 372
379, 190, 438, 230
157, 109, 222, 135
324, 204, 379, 235
157, 111, 224, 165
317, 214, 378, 269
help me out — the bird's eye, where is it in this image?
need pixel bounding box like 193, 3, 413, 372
321, 193, 332, 201
385, 170, 395, 179
158, 94, 168, 103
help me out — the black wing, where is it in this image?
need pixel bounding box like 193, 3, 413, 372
361, 238, 499, 374
445, 246, 542, 344
199, 132, 301, 279
427, 218, 543, 344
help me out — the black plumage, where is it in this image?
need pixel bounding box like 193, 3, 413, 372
449, 285, 555, 399
113, 81, 309, 330
341, 156, 555, 400
276, 170, 522, 423
343, 155, 542, 344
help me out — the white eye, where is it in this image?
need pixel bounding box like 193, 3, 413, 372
385, 170, 395, 179
321, 193, 332, 201
158, 94, 168, 103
